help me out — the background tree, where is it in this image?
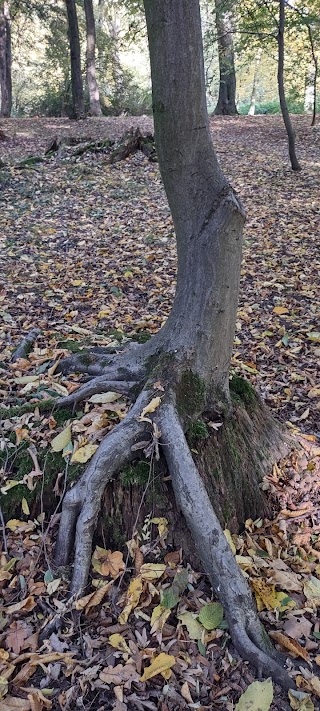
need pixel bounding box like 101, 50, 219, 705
84, 0, 101, 116
0, 1, 12, 116
278, 0, 301, 170
65, 0, 85, 119
54, 0, 294, 690
214, 0, 237, 114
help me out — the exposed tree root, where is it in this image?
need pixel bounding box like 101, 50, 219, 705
57, 340, 146, 378
54, 354, 295, 688
57, 377, 137, 408
54, 390, 151, 594
157, 401, 295, 690
12, 328, 41, 362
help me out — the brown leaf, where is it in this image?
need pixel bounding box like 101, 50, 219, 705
269, 631, 310, 662
6, 621, 33, 655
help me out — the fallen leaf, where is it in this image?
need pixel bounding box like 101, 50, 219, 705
71, 443, 98, 463
235, 678, 273, 710
178, 612, 204, 640
269, 631, 310, 662
140, 652, 175, 682
51, 425, 71, 453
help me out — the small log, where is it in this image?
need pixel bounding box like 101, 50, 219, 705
12, 328, 41, 362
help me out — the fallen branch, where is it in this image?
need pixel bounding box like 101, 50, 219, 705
11, 328, 41, 362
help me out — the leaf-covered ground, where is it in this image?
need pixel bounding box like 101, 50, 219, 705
0, 115, 320, 711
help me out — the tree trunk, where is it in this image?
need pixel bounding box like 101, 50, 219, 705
248, 48, 262, 116
214, 0, 237, 115
84, 0, 102, 116
54, 0, 294, 689
65, 0, 85, 120
0, 1, 12, 118
277, 0, 301, 170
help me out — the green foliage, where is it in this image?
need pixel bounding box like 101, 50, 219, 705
176, 371, 206, 419
188, 419, 209, 443
230, 375, 256, 406
120, 460, 150, 486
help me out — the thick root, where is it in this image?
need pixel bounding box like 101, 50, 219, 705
57, 377, 137, 408
54, 390, 151, 594
158, 401, 295, 690
58, 341, 146, 378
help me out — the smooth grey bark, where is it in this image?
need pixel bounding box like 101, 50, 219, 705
143, 0, 243, 398
84, 0, 102, 116
248, 48, 262, 115
65, 0, 85, 119
214, 0, 237, 115
0, 1, 12, 117
54, 0, 293, 688
277, 0, 301, 170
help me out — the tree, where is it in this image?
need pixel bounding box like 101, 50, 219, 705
214, 0, 237, 114
248, 47, 262, 114
54, 0, 294, 689
0, 1, 12, 117
84, 0, 102, 116
277, 0, 301, 170
65, 0, 85, 119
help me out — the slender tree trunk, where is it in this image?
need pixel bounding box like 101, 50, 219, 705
65, 0, 85, 120
307, 24, 318, 127
214, 0, 237, 115
0, 1, 11, 117
54, 0, 294, 689
84, 0, 102, 116
277, 0, 301, 170
248, 47, 262, 115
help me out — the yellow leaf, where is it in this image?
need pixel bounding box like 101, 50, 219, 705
118, 577, 144, 624
274, 591, 295, 611
251, 579, 287, 612
89, 392, 121, 404
296, 674, 320, 698
139, 397, 161, 420
51, 425, 71, 453
21, 498, 30, 515
273, 306, 289, 315
0, 676, 8, 701
139, 563, 166, 581
151, 517, 168, 538
71, 280, 83, 286
1, 480, 21, 495
140, 653, 175, 682
235, 679, 273, 710
71, 444, 98, 463
5, 519, 29, 531
108, 634, 131, 654
178, 611, 204, 640
150, 605, 171, 633
224, 528, 236, 555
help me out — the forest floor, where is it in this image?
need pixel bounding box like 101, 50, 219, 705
0, 115, 320, 711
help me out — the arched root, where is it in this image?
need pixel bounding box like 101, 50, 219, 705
58, 340, 148, 378
157, 402, 295, 690
57, 377, 138, 408
54, 390, 151, 594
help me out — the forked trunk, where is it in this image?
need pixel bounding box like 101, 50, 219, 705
277, 0, 301, 171
84, 0, 102, 116
214, 0, 237, 115
65, 0, 85, 120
